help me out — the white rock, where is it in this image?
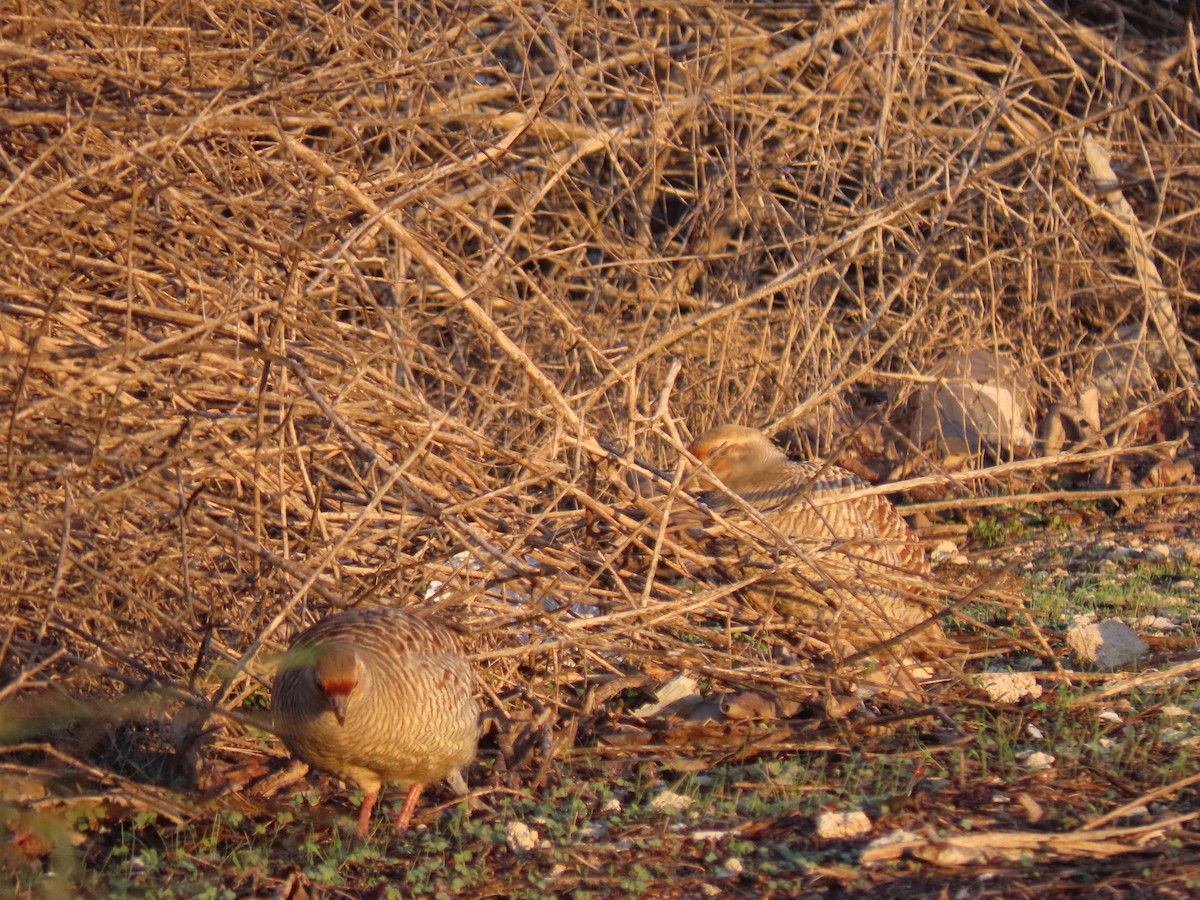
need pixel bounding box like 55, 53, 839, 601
861, 828, 921, 863
978, 672, 1042, 703
1097, 709, 1122, 723
601, 798, 622, 815
1108, 546, 1141, 561
699, 885, 722, 897
930, 540, 960, 563
722, 857, 744, 875
690, 830, 731, 842
1025, 722, 1044, 739
1147, 544, 1172, 561
505, 821, 540, 853
1161, 704, 1190, 718
815, 810, 872, 839
1019, 751, 1055, 770
632, 674, 701, 718
1114, 805, 1150, 820
1137, 616, 1177, 631
1066, 619, 1148, 670
650, 790, 693, 813
908, 348, 1036, 459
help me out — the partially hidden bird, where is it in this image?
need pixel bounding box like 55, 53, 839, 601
272, 606, 480, 836
684, 424, 943, 652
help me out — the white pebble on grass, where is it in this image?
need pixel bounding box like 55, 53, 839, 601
978, 671, 1043, 703
650, 790, 693, 813
815, 810, 872, 840
1066, 619, 1148, 670
690, 830, 731, 842
861, 828, 921, 863
930, 540, 959, 562
1019, 751, 1055, 770
505, 821, 540, 853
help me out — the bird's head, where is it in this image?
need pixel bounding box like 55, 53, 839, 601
313, 644, 364, 726
687, 424, 784, 494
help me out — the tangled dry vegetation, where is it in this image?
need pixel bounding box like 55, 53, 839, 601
2, 0, 1200, 895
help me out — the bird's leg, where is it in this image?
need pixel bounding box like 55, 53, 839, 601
355, 786, 380, 837
394, 783, 424, 831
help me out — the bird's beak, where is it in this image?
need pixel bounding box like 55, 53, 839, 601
330, 695, 350, 726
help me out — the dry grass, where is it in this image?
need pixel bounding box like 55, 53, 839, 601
2, 0, 1200, 893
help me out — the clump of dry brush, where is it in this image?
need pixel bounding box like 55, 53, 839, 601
0, 0, 1197, 791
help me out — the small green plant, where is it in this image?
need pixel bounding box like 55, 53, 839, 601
968, 509, 1033, 548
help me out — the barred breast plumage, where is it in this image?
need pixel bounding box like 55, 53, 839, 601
271, 606, 480, 836
686, 424, 941, 651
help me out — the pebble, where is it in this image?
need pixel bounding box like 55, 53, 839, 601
1108, 546, 1141, 561
650, 790, 693, 813
505, 821, 540, 853
690, 830, 731, 842
930, 540, 959, 562
977, 672, 1042, 703
862, 828, 921, 862
1020, 751, 1055, 770
814, 810, 872, 840
1066, 619, 1148, 670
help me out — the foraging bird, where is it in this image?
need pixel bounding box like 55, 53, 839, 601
272, 606, 480, 836
685, 424, 940, 650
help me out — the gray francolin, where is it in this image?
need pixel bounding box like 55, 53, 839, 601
272, 606, 480, 836
685, 424, 943, 653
